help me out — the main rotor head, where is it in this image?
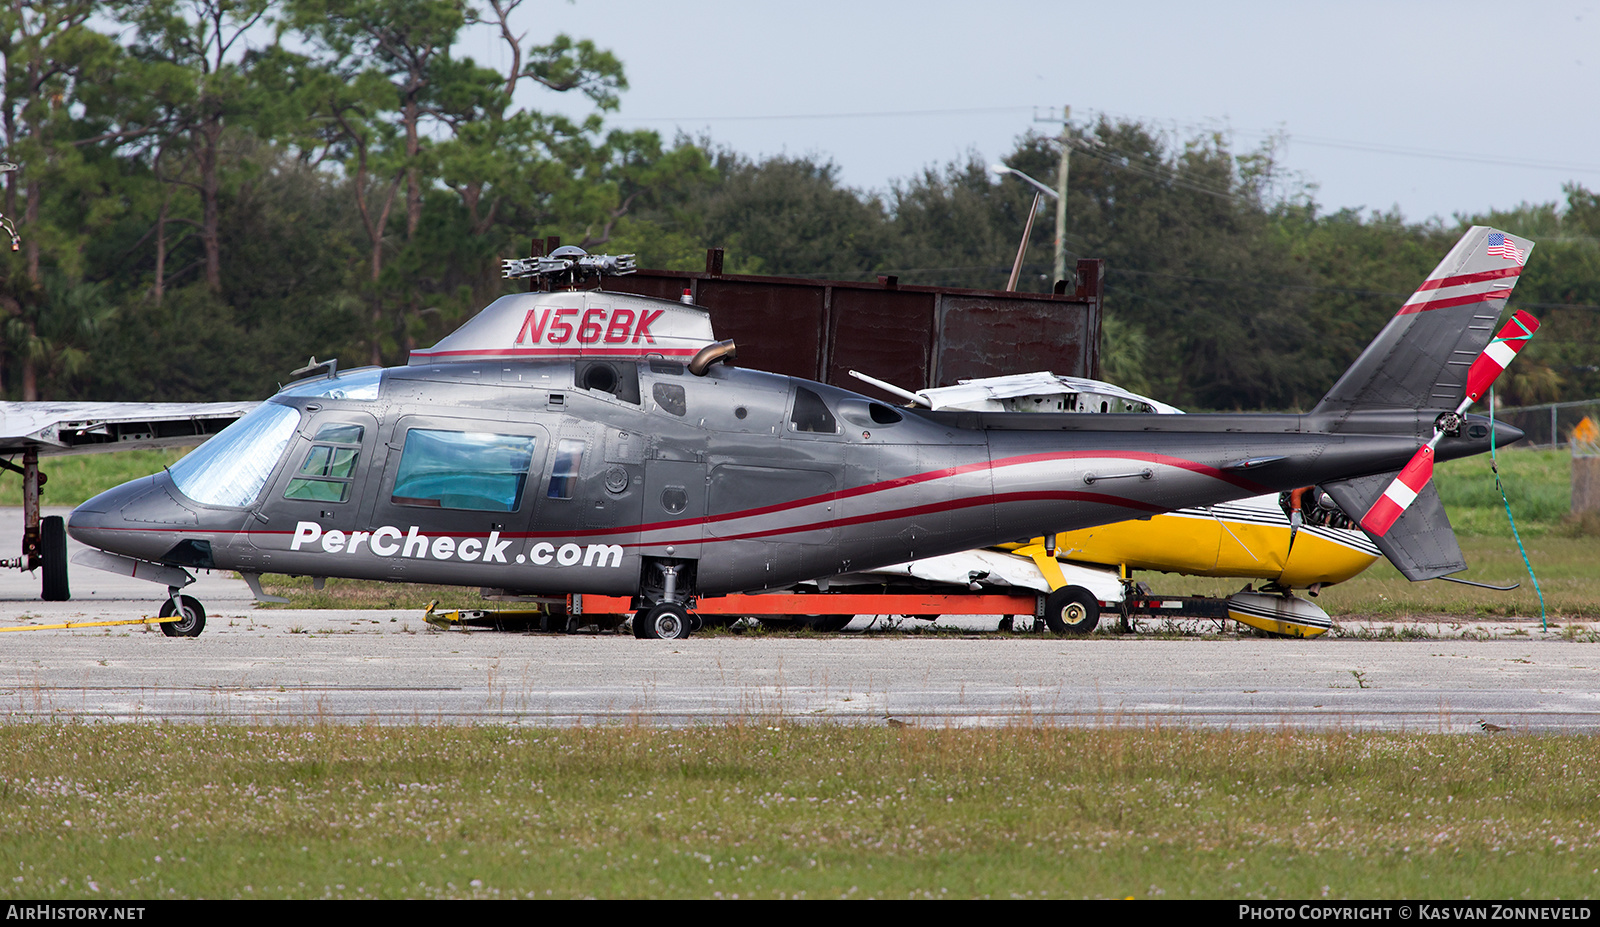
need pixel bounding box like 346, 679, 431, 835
501, 247, 637, 288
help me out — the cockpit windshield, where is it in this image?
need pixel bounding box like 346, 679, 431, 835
169, 401, 301, 507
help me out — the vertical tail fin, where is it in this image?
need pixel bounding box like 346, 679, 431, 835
1312, 226, 1534, 423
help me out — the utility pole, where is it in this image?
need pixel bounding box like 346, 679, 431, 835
1034, 105, 1072, 289
1053, 105, 1070, 288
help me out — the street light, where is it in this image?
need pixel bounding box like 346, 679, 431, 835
991, 163, 1058, 292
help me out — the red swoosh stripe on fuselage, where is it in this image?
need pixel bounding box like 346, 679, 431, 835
619, 449, 1264, 547
591, 448, 1267, 542
104, 448, 1268, 550
626, 490, 1167, 549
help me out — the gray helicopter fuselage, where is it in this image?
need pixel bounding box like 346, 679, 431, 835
66, 355, 1512, 599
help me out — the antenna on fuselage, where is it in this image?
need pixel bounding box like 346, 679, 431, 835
290, 356, 338, 381
848, 370, 933, 408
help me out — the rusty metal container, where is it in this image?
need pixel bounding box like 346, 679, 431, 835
563, 246, 1103, 389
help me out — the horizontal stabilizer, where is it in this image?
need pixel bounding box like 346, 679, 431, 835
1322, 472, 1465, 581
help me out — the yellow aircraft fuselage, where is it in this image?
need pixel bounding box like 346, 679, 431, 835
1045, 497, 1379, 589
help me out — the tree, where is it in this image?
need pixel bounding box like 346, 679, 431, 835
122, 0, 277, 297
645, 149, 890, 279
887, 153, 1023, 290
0, 0, 146, 398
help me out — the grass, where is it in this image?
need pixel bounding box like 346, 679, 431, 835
251, 576, 492, 611
0, 723, 1595, 900
1319, 536, 1600, 621
0, 449, 185, 508
1434, 447, 1578, 537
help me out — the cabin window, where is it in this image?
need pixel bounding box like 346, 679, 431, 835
391, 429, 537, 512
284, 423, 365, 503
546, 439, 586, 499
170, 401, 301, 507
789, 387, 838, 434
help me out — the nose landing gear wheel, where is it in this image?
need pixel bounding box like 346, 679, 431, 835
635, 603, 692, 640
158, 595, 206, 637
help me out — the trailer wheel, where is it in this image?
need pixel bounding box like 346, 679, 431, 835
158, 595, 206, 638
40, 515, 70, 602
1043, 586, 1099, 635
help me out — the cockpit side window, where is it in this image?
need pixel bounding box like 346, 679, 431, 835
789, 387, 839, 434
285, 423, 366, 503
391, 429, 537, 512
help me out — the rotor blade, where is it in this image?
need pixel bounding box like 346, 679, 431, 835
1360, 444, 1435, 536
1464, 310, 1540, 405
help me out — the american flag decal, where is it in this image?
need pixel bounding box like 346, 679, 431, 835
1486, 232, 1527, 265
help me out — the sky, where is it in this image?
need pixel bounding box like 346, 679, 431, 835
473, 0, 1600, 223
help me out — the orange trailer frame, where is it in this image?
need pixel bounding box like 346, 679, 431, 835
570, 591, 1044, 621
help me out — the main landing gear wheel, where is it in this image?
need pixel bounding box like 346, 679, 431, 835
40, 515, 69, 602
1043, 586, 1099, 635
635, 603, 692, 640
158, 595, 206, 638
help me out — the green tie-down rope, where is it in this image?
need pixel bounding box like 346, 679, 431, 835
1489, 385, 1547, 630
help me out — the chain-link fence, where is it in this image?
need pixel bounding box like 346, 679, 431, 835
1492, 399, 1600, 449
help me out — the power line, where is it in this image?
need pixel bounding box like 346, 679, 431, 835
1068, 143, 1237, 201
1086, 107, 1600, 176
1254, 132, 1599, 176
620, 102, 1600, 176
619, 106, 1033, 123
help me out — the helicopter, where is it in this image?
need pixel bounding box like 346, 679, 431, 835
66, 230, 1538, 639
